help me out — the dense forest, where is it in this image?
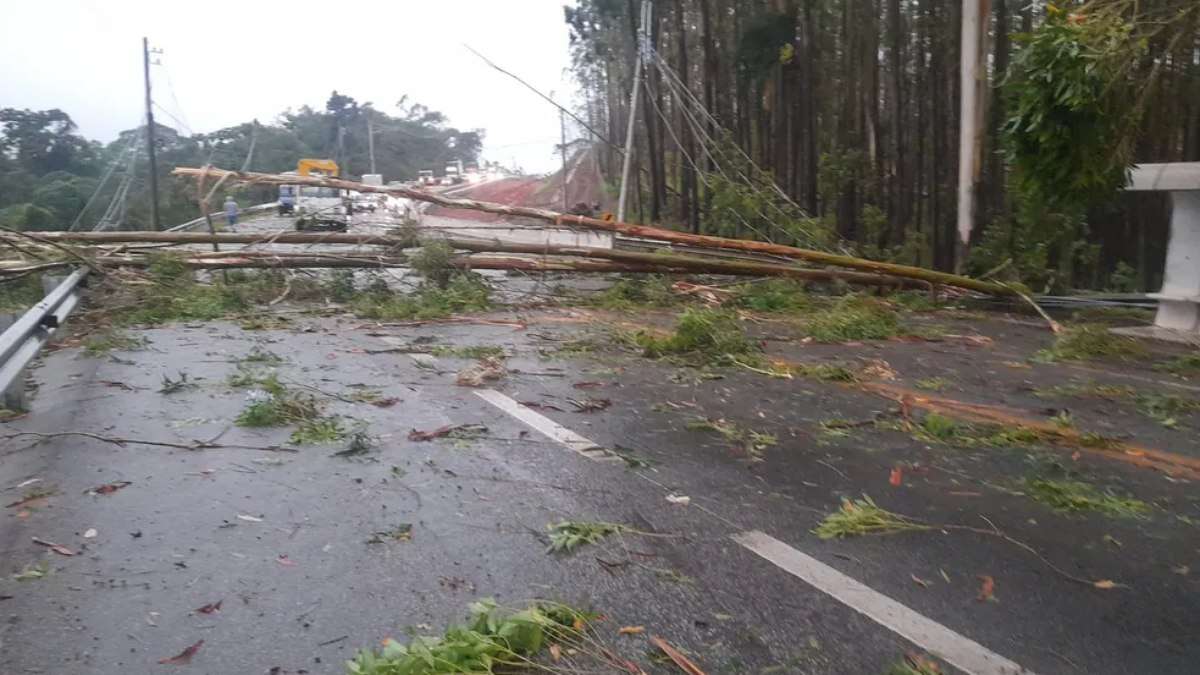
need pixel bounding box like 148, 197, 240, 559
565, 0, 1200, 292
0, 92, 482, 232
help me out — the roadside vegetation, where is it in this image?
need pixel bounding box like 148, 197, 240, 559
347, 599, 599, 675
1036, 324, 1147, 362
686, 417, 777, 461
801, 296, 903, 342
1023, 478, 1150, 518
634, 308, 761, 365
1035, 381, 1200, 429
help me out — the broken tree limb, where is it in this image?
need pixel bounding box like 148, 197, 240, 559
4, 231, 928, 289
169, 167, 1017, 296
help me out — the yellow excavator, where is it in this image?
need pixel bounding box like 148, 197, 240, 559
279, 159, 351, 231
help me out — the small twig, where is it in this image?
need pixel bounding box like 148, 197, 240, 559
2, 431, 298, 453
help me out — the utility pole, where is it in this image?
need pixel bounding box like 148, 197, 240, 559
559, 102, 569, 211
956, 0, 991, 271
616, 0, 651, 223
142, 37, 161, 231
366, 110, 376, 175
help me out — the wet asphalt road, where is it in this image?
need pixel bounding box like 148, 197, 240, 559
2, 213, 1199, 673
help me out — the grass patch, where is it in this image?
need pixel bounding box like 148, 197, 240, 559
687, 417, 776, 460
83, 330, 146, 356
792, 362, 859, 382
635, 308, 760, 365
803, 295, 902, 342
1023, 478, 1150, 518
1070, 306, 1154, 326
814, 496, 932, 538
731, 279, 810, 312
289, 417, 345, 445
12, 560, 50, 582
888, 291, 944, 312
235, 386, 322, 427
905, 412, 1051, 448
546, 521, 626, 554
0, 274, 43, 312
352, 274, 490, 321
430, 345, 506, 359
915, 377, 949, 392
1034, 381, 1200, 428
593, 275, 678, 309
1154, 352, 1200, 375
347, 599, 593, 675
1037, 324, 1147, 362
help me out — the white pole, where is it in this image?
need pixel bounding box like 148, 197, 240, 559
617, 0, 651, 223
956, 0, 990, 254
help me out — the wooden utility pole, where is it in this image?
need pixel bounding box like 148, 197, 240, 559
617, 0, 652, 223
142, 37, 161, 231
956, 0, 991, 268
366, 111, 376, 175
559, 106, 569, 211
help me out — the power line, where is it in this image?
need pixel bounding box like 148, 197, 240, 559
67, 127, 141, 231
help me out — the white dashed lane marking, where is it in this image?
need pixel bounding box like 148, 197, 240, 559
733, 530, 1035, 675
473, 389, 619, 462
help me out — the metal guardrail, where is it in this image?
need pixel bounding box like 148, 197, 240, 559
166, 202, 278, 232
0, 268, 89, 408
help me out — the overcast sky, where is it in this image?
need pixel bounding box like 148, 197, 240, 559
0, 0, 579, 173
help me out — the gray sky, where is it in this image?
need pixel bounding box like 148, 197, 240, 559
0, 0, 578, 173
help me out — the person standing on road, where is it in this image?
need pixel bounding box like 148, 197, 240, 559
224, 196, 239, 228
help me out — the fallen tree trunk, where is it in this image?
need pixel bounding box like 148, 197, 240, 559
4, 231, 927, 289
169, 166, 1016, 296
7, 231, 411, 246
69, 253, 678, 274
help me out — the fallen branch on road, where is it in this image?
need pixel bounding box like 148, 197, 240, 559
169, 166, 1017, 296
2, 430, 299, 454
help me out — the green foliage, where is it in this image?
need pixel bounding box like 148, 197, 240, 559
803, 296, 901, 342
686, 417, 777, 460
430, 345, 506, 359
289, 417, 345, 445
352, 274, 490, 321
0, 202, 58, 230
1154, 352, 1200, 375
546, 521, 626, 554
915, 377, 949, 392
83, 330, 146, 356
731, 279, 810, 312
0, 274, 43, 311
347, 599, 584, 675
326, 270, 358, 303
917, 413, 959, 441
12, 560, 50, 582
1070, 305, 1153, 326
593, 275, 678, 309
791, 363, 858, 382
1038, 324, 1147, 362
1024, 478, 1150, 518
235, 386, 322, 428
1106, 261, 1139, 293
636, 308, 760, 364
814, 496, 931, 539
1003, 7, 1143, 214
409, 240, 456, 288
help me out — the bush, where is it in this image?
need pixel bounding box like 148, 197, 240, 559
636, 308, 760, 363
804, 295, 901, 342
